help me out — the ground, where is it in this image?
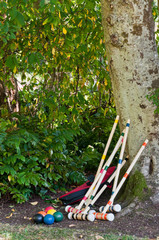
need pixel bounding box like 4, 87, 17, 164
0, 188, 159, 240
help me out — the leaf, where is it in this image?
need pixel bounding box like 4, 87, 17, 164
6, 213, 13, 218
8, 175, 12, 182
43, 18, 49, 25
69, 224, 76, 227
51, 23, 54, 31
52, 48, 56, 55
40, 0, 45, 7
15, 12, 25, 26
30, 201, 38, 205
63, 27, 67, 34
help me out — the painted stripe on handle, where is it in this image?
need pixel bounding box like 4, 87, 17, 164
100, 169, 104, 173
102, 154, 106, 160
108, 200, 112, 206
115, 119, 119, 123
126, 123, 130, 127
104, 166, 108, 171
83, 196, 87, 201
118, 159, 122, 164
90, 195, 94, 200
142, 142, 147, 147
124, 173, 129, 179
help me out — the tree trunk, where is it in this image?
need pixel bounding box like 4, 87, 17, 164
101, 0, 159, 204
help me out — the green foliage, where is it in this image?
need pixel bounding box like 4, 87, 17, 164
0, 0, 118, 203
147, 88, 159, 114
0, 117, 88, 202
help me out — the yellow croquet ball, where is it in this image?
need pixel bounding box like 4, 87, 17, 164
47, 209, 56, 215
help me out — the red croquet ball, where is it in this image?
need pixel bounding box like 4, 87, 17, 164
45, 206, 54, 213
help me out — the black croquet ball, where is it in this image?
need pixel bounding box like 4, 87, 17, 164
53, 211, 63, 222
33, 214, 43, 224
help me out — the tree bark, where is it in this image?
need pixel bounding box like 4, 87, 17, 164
101, 0, 159, 203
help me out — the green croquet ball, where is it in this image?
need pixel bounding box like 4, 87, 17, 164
53, 211, 63, 222
33, 214, 43, 224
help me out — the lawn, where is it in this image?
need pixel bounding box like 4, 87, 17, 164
0, 223, 148, 240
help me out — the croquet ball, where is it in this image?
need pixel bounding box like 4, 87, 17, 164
43, 214, 54, 225
53, 211, 63, 222
47, 209, 56, 215
33, 214, 43, 224
45, 206, 54, 213
38, 211, 47, 217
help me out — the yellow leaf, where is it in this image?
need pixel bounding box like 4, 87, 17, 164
28, 41, 31, 46
11, 209, 15, 212
59, 12, 61, 19
30, 201, 38, 205
8, 175, 12, 182
77, 44, 79, 48
52, 48, 56, 55
73, 34, 76, 38
46, 163, 50, 168
104, 108, 108, 117
63, 27, 67, 34
100, 39, 102, 44
96, 70, 100, 76
104, 78, 107, 86
64, 8, 67, 13
78, 20, 82, 27
13, 66, 17, 74
51, 23, 54, 31
44, 43, 48, 49
60, 52, 63, 55
6, 213, 13, 218
43, 18, 49, 25
153, 11, 156, 16
73, 115, 76, 122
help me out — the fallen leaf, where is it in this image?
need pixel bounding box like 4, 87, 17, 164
69, 224, 76, 227
24, 216, 32, 220
95, 235, 104, 240
6, 213, 13, 218
30, 201, 38, 205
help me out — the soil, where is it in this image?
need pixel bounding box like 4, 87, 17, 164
0, 189, 159, 240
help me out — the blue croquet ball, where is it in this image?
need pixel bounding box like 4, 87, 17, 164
53, 211, 63, 222
33, 214, 43, 224
43, 214, 54, 225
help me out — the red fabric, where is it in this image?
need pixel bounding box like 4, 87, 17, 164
59, 166, 115, 199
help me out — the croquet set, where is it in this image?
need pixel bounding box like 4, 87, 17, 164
61, 116, 148, 222
33, 206, 63, 225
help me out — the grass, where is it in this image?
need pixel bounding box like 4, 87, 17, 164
0, 223, 149, 240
